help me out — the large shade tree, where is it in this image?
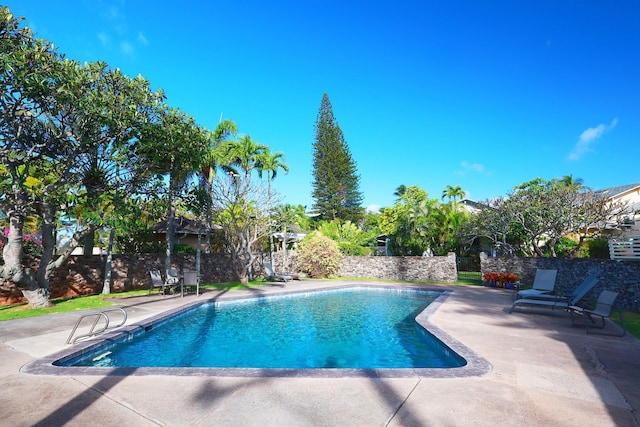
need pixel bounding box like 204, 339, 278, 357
0, 7, 174, 306
462, 177, 636, 257
138, 105, 211, 277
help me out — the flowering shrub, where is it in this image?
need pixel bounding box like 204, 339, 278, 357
483, 272, 519, 288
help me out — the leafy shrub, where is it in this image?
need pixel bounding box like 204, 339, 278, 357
338, 242, 374, 256
297, 231, 342, 278
173, 243, 196, 254
585, 238, 610, 259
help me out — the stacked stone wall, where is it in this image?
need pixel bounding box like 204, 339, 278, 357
339, 253, 457, 282
480, 253, 640, 310
3, 251, 638, 310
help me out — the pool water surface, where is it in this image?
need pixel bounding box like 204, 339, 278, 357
60, 287, 466, 370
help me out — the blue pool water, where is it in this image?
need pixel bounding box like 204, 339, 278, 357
61, 287, 466, 369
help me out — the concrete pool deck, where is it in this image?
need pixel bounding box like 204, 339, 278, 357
1, 280, 639, 426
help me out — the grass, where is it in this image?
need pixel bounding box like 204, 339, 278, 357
0, 279, 266, 322
614, 308, 640, 337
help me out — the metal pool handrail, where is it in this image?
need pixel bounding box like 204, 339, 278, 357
66, 307, 127, 344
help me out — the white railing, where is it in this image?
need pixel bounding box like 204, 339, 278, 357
609, 236, 640, 260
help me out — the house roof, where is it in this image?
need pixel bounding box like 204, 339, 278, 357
461, 199, 487, 212
596, 183, 640, 199
153, 217, 220, 235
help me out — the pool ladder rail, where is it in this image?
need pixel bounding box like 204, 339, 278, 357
66, 307, 128, 345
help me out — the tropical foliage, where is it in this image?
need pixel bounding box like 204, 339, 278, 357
0, 7, 289, 304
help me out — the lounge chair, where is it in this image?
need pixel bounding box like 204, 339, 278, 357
509, 272, 598, 313
569, 290, 625, 336
515, 270, 601, 302
515, 269, 557, 299
263, 262, 292, 282
149, 270, 164, 295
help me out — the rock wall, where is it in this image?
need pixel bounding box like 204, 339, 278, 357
339, 253, 458, 282
0, 253, 269, 305
3, 251, 638, 310
480, 252, 640, 310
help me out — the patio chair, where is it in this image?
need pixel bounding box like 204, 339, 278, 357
515, 269, 557, 299
182, 269, 199, 296
165, 268, 181, 294
149, 269, 170, 296
569, 290, 625, 336
514, 270, 601, 303
509, 273, 598, 313
263, 262, 292, 282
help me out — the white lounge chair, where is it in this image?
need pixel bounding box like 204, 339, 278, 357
569, 290, 625, 336
515, 269, 557, 299
263, 262, 292, 282
509, 273, 598, 313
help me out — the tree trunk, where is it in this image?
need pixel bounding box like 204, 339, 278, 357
102, 227, 116, 294
21, 288, 54, 308
165, 177, 177, 277
0, 207, 53, 308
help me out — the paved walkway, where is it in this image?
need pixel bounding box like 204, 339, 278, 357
1, 281, 639, 426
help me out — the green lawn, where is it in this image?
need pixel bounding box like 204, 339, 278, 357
0, 280, 267, 321
614, 308, 640, 338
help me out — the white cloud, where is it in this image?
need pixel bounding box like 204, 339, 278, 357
120, 41, 133, 55
568, 118, 618, 161
97, 32, 110, 47
137, 32, 148, 46
366, 204, 381, 214
460, 160, 485, 173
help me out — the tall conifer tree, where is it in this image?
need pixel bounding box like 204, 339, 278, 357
311, 93, 363, 221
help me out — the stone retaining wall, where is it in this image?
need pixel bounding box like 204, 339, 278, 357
480, 252, 640, 310
339, 253, 458, 282
0, 253, 269, 305
2, 251, 639, 310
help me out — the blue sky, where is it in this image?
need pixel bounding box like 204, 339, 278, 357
8, 1, 639, 212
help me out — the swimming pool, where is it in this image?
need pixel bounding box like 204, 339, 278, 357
24, 284, 492, 378
60, 287, 464, 370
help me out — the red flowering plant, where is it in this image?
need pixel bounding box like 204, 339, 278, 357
483, 272, 519, 288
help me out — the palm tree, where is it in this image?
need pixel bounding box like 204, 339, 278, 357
256, 150, 289, 266
393, 184, 407, 203
442, 184, 465, 204
558, 175, 585, 190
199, 119, 237, 253
217, 135, 268, 180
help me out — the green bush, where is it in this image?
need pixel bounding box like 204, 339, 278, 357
297, 231, 342, 278
586, 238, 610, 259
173, 243, 196, 254
338, 241, 373, 256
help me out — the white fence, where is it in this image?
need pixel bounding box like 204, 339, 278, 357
609, 236, 640, 260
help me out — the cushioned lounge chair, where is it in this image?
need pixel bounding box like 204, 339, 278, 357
515, 269, 557, 299
263, 262, 292, 282
509, 273, 598, 313
569, 290, 625, 336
